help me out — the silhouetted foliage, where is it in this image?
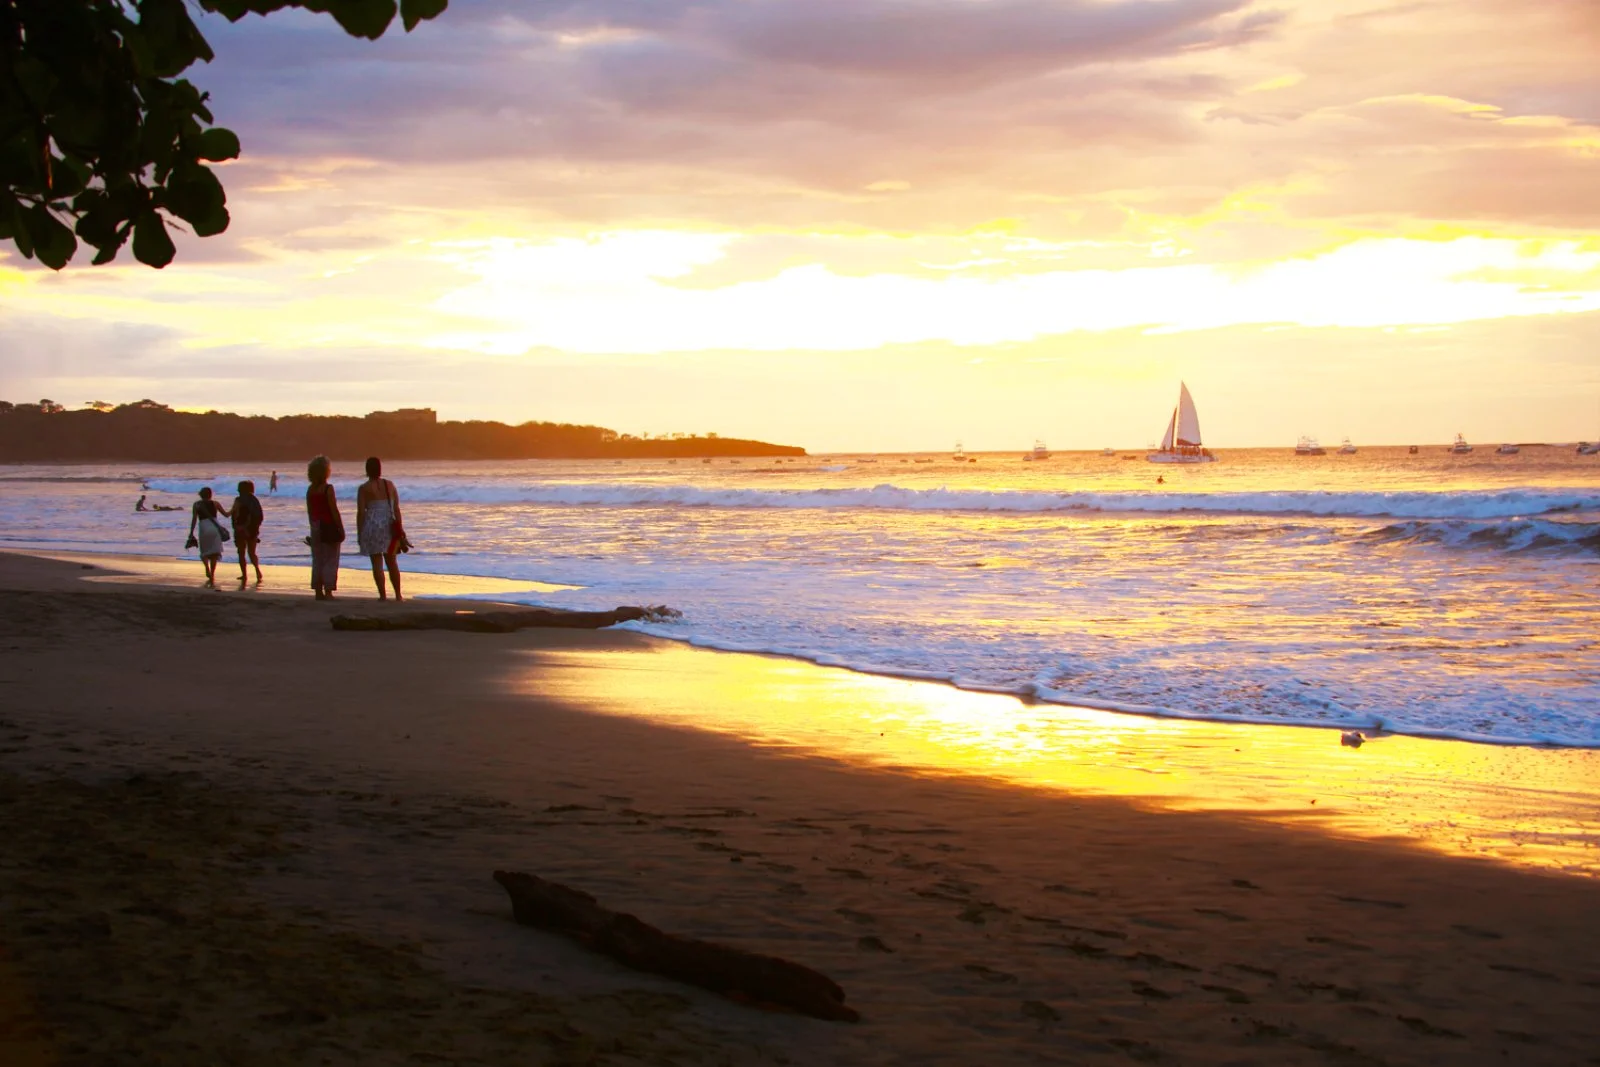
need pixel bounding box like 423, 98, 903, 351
1, 0, 447, 269
0, 401, 807, 462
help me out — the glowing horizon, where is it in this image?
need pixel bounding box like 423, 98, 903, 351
2, 0, 1598, 451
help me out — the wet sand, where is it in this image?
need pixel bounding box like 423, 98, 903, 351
1, 549, 1597, 1065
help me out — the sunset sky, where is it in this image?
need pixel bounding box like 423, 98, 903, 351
2, 0, 1598, 450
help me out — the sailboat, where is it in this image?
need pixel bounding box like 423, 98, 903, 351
1146, 383, 1216, 464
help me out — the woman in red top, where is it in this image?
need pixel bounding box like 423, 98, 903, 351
305, 455, 343, 599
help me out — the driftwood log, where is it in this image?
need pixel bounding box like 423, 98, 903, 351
494, 870, 859, 1022
330, 607, 656, 632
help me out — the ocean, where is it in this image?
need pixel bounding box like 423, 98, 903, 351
4, 446, 1597, 747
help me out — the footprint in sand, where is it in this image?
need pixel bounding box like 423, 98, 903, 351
1450, 923, 1503, 940
1130, 980, 1174, 1000
1306, 934, 1371, 952
962, 963, 1018, 984
1200, 983, 1251, 1004
1395, 1015, 1464, 1039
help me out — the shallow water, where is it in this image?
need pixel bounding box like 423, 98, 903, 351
3, 444, 1597, 745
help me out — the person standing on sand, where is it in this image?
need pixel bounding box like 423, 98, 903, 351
186, 487, 230, 587
305, 456, 343, 600
232, 480, 265, 584
356, 456, 404, 601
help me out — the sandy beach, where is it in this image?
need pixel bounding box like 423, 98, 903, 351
1, 549, 1597, 1065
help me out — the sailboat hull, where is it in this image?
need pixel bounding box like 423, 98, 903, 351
1146, 451, 1216, 464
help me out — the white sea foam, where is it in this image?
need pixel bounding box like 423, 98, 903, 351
139, 478, 1600, 520
13, 456, 1600, 748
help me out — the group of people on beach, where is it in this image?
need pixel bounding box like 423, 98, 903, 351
181, 455, 407, 601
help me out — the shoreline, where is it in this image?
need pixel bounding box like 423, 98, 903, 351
30, 543, 1598, 752
7, 547, 1600, 877
1, 549, 1598, 1062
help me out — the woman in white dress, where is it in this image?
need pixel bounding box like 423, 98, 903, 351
186, 486, 230, 586
356, 455, 404, 601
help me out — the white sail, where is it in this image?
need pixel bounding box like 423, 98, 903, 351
1174, 382, 1202, 447
1147, 381, 1217, 464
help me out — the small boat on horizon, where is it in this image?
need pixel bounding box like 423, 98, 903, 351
1147, 383, 1216, 464
1408, 445, 1419, 454
1448, 433, 1473, 454
1295, 436, 1326, 456
1100, 447, 1116, 457
1337, 437, 1357, 455
953, 442, 967, 462
1022, 440, 1051, 461
1495, 443, 1520, 455
1578, 441, 1600, 455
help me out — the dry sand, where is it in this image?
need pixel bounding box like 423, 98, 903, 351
0, 550, 1597, 1065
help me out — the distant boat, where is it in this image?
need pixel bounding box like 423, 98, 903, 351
1448, 433, 1473, 455
1408, 445, 1419, 455
1578, 442, 1600, 455
1337, 437, 1358, 455
1023, 440, 1051, 461
1495, 443, 1520, 455
1146, 383, 1216, 464
953, 442, 967, 462
1100, 447, 1116, 457
1295, 436, 1326, 456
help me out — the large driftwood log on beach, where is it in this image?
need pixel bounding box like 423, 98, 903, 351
330, 607, 660, 632
493, 870, 860, 1022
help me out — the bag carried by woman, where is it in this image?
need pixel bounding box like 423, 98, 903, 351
317, 483, 345, 543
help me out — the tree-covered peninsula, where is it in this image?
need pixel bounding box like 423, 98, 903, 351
0, 400, 806, 462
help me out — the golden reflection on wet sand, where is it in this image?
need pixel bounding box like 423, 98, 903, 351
517, 640, 1600, 876
27, 550, 576, 597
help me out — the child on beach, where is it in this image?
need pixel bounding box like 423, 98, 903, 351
232, 480, 265, 584
186, 487, 230, 587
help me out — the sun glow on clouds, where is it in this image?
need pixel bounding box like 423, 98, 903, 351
425, 234, 1600, 356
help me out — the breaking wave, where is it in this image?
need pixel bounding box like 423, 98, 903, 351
141, 479, 1600, 520
1365, 517, 1600, 556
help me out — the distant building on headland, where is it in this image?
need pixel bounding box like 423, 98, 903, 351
365, 408, 437, 425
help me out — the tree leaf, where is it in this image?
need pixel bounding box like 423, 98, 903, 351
25, 206, 78, 270
132, 210, 176, 268
161, 164, 230, 237
194, 127, 242, 162
400, 0, 448, 32
7, 202, 36, 258
325, 0, 398, 40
